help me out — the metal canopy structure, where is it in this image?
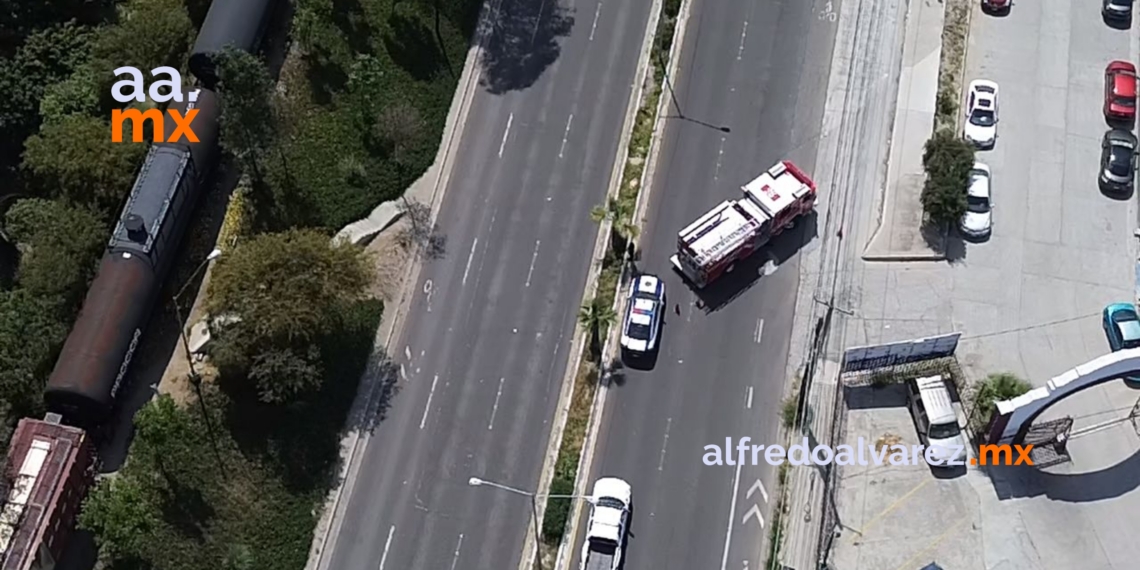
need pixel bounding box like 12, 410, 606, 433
841, 332, 962, 372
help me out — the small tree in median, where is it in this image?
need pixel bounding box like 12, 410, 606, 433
578, 297, 617, 360
920, 131, 975, 227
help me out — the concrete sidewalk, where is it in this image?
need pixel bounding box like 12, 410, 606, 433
863, 0, 946, 261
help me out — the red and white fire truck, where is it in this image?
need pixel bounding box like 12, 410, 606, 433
670, 160, 817, 288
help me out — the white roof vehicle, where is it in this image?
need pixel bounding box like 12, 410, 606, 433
960, 162, 993, 238
580, 477, 632, 570
620, 274, 665, 354
670, 161, 816, 288
964, 80, 999, 148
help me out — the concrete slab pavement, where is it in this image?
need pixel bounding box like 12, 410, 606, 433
863, 0, 947, 261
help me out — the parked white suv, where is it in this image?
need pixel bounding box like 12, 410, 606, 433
960, 162, 993, 239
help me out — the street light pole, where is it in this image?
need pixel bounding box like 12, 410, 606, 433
172, 248, 226, 480
468, 476, 594, 570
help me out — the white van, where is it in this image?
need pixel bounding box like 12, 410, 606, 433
906, 374, 967, 466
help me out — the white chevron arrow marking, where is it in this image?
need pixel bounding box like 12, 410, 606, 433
741, 503, 764, 527
746, 479, 768, 503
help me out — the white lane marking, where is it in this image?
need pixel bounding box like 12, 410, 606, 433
819, 0, 837, 21
420, 374, 439, 429
448, 534, 464, 570
498, 113, 514, 158
400, 364, 407, 380
741, 503, 764, 527
754, 318, 764, 344
713, 136, 727, 181
747, 479, 769, 504
720, 461, 744, 570
559, 114, 574, 158
736, 20, 748, 60
405, 346, 412, 361
746, 386, 754, 409
488, 377, 505, 430
462, 238, 479, 286
525, 240, 541, 287
423, 279, 434, 313
589, 2, 603, 40
378, 525, 395, 570
658, 417, 672, 471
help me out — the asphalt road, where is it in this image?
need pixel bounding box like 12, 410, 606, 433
576, 0, 839, 568
321, 0, 653, 568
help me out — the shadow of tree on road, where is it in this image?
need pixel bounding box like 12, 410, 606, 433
479, 0, 574, 94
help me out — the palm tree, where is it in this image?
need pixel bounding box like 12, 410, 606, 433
971, 372, 1031, 429
578, 297, 617, 359
589, 197, 639, 253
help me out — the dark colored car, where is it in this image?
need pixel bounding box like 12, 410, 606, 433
1100, 129, 1137, 192
1104, 0, 1134, 21
1102, 303, 1140, 383
1104, 61, 1138, 121
983, 0, 1011, 13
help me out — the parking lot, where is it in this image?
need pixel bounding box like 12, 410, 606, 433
828, 0, 1140, 567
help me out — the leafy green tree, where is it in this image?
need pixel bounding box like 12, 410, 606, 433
90, 0, 194, 74
206, 229, 371, 401
590, 196, 639, 255
371, 102, 424, 165
5, 198, 107, 307
920, 131, 975, 226
21, 114, 147, 210
0, 289, 68, 419
214, 47, 278, 178
80, 476, 162, 561
578, 296, 616, 359
971, 372, 1031, 429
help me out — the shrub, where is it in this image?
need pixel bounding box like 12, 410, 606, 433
920, 131, 975, 226
541, 475, 575, 543
971, 372, 1031, 430
781, 395, 798, 430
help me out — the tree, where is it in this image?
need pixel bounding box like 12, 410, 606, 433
395, 197, 446, 259
0, 289, 68, 424
90, 0, 194, 75
920, 131, 975, 226
971, 372, 1031, 429
372, 102, 424, 164
80, 476, 162, 561
5, 198, 107, 308
206, 230, 371, 401
21, 114, 147, 210
214, 47, 278, 178
589, 196, 639, 248
578, 296, 616, 359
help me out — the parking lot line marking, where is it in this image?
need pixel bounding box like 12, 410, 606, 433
850, 478, 930, 541
890, 517, 969, 570
420, 374, 439, 429
378, 525, 395, 570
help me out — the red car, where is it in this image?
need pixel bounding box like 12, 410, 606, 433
1105, 60, 1138, 121
982, 0, 1010, 12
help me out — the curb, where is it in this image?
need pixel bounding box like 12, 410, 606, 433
522, 0, 668, 567
553, 0, 695, 566
305, 0, 501, 566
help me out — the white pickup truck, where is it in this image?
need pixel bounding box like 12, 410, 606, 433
580, 477, 632, 570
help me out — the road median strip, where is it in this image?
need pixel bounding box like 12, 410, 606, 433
532, 0, 692, 567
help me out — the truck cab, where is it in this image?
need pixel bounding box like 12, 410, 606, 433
581, 477, 632, 570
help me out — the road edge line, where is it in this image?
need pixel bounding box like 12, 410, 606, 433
304, 1, 498, 566
550, 0, 695, 566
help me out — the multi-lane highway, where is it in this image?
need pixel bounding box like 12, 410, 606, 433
320, 0, 653, 567
577, 0, 839, 568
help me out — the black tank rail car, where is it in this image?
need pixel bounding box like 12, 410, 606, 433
189, 0, 277, 88
44, 91, 221, 426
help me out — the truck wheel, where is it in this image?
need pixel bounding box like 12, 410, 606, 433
785, 219, 796, 230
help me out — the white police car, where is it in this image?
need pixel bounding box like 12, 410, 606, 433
620, 274, 665, 355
